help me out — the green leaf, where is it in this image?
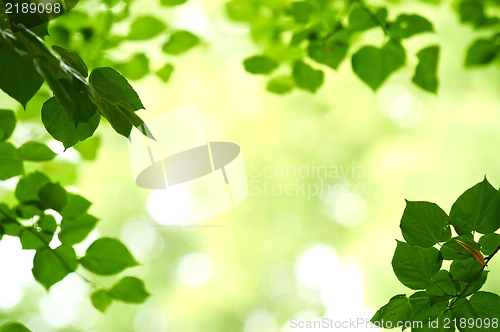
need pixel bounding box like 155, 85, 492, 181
0, 322, 32, 332
465, 39, 497, 67
38, 215, 57, 234
450, 257, 483, 282
20, 227, 52, 250
371, 294, 412, 326
0, 110, 16, 142
52, 45, 89, 78
1, 221, 22, 236
352, 40, 406, 91
292, 61, 324, 93
80, 238, 138, 275
400, 201, 451, 247
226, 0, 256, 22
89, 67, 145, 138
17, 142, 56, 162
41, 97, 101, 150
288, 2, 314, 24
73, 136, 101, 161
127, 16, 167, 41
441, 235, 477, 260
162, 30, 199, 55
91, 289, 113, 312
32, 245, 77, 289
0, 142, 24, 180
413, 45, 439, 93
116, 54, 150, 81
450, 178, 500, 234
478, 233, 500, 256
15, 172, 50, 203
109, 276, 150, 303
451, 292, 500, 332
59, 214, 99, 245
426, 270, 460, 299
243, 56, 278, 74
0, 39, 44, 108
38, 182, 68, 212
59, 193, 92, 219
459, 0, 486, 26
348, 7, 378, 31
392, 241, 442, 290
156, 63, 174, 83
408, 292, 449, 330
462, 270, 489, 297
160, 0, 188, 6
308, 30, 350, 70
388, 14, 433, 39
267, 76, 294, 95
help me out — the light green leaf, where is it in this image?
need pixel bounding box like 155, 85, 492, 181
400, 201, 451, 247
80, 238, 138, 275
348, 7, 378, 31
392, 241, 442, 290
156, 63, 174, 83
478, 233, 500, 256
308, 29, 350, 70
38, 215, 57, 234
267, 76, 294, 95
352, 40, 405, 91
74, 136, 101, 161
127, 16, 167, 41
15, 172, 50, 203
32, 245, 77, 289
243, 56, 278, 74
465, 39, 497, 67
17, 142, 56, 162
162, 30, 200, 55
116, 54, 150, 81
413, 45, 439, 93
91, 289, 113, 312
59, 214, 99, 245
371, 294, 412, 327
292, 61, 324, 93
0, 142, 24, 180
160, 0, 188, 6
450, 177, 500, 234
59, 193, 92, 219
109, 276, 150, 303
0, 322, 32, 332
0, 110, 16, 142
20, 227, 52, 250
52, 45, 89, 78
226, 0, 256, 22
38, 182, 68, 212
288, 1, 314, 24
388, 14, 433, 39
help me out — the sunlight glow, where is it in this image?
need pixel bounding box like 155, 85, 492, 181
147, 186, 193, 226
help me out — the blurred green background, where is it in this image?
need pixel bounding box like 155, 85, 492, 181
2, 0, 500, 331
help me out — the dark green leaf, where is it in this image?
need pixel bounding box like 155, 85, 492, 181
392, 240, 442, 290
426, 270, 460, 299
462, 270, 489, 297
160, 0, 188, 6
226, 0, 256, 22
292, 61, 324, 93
127, 16, 167, 41
0, 110, 16, 142
478, 233, 500, 256
352, 40, 405, 91
109, 276, 150, 303
17, 142, 56, 162
38, 215, 57, 234
400, 201, 451, 247
465, 39, 497, 67
156, 63, 174, 83
15, 204, 43, 219
243, 56, 278, 74
0, 142, 24, 180
409, 292, 449, 330
371, 294, 412, 326
52, 45, 89, 78
348, 7, 378, 31
450, 257, 483, 282
459, 0, 486, 26
59, 214, 99, 245
15, 172, 50, 203
441, 235, 477, 260
73, 136, 101, 161
91, 289, 113, 312
38, 182, 68, 212
288, 2, 314, 24
59, 193, 92, 219
451, 292, 500, 332
1, 221, 22, 236
41, 97, 100, 150
413, 45, 439, 93
162, 30, 199, 55
308, 30, 350, 70
32, 245, 77, 289
0, 39, 44, 108
388, 14, 433, 39
267, 76, 294, 95
0, 322, 32, 332
20, 227, 51, 250
116, 54, 150, 81
450, 177, 500, 234
80, 238, 138, 275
